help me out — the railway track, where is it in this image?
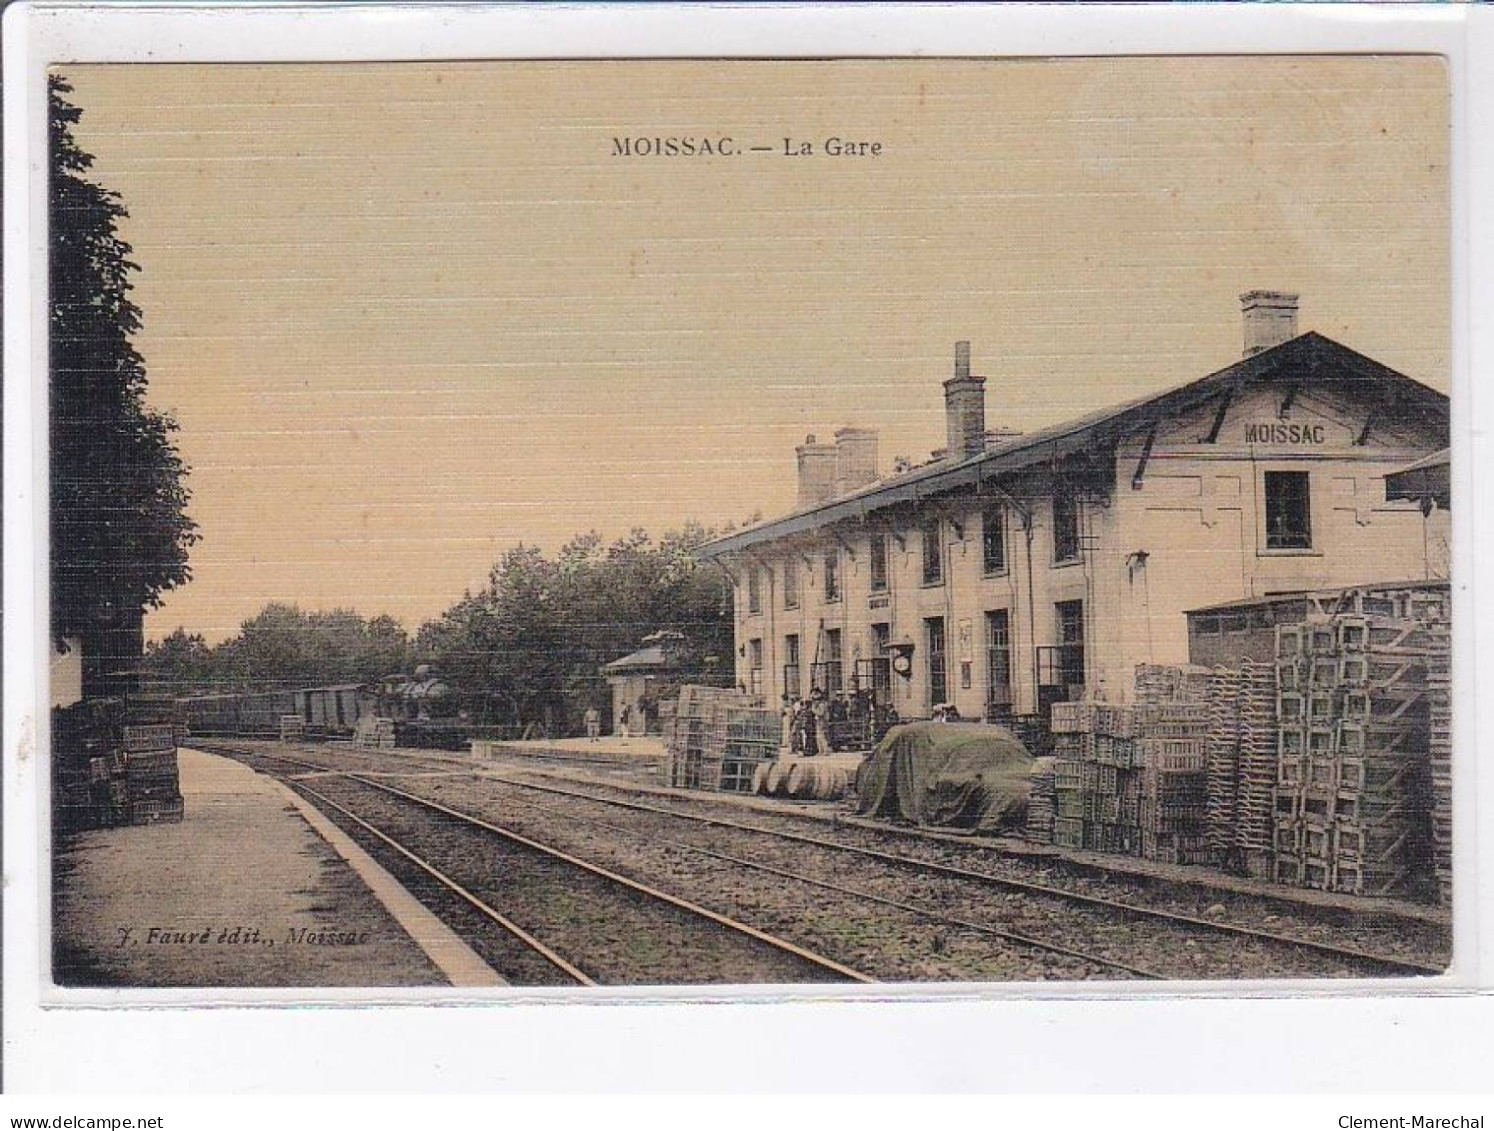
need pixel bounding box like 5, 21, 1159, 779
198, 740, 1447, 980
279, 766, 872, 986
225, 743, 1159, 981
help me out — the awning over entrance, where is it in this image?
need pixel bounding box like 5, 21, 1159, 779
1385, 447, 1450, 510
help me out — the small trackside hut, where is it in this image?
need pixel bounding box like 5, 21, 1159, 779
696, 293, 1449, 741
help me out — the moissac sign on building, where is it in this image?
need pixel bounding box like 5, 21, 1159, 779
697, 292, 1450, 724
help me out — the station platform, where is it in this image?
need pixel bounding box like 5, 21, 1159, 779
52, 747, 502, 989
472, 734, 667, 771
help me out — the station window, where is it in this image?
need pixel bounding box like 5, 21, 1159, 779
823, 550, 841, 603
869, 534, 889, 593
1056, 600, 1085, 688
783, 557, 800, 609
1265, 470, 1313, 550
748, 638, 763, 697
986, 609, 1012, 713
747, 567, 762, 615
869, 623, 892, 702
926, 616, 948, 707
1053, 494, 1081, 564
982, 504, 1006, 575
825, 629, 844, 694
921, 518, 944, 585
783, 633, 801, 700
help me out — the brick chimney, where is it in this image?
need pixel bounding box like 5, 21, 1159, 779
795, 434, 838, 508
833, 426, 879, 496
1240, 291, 1300, 358
944, 340, 986, 461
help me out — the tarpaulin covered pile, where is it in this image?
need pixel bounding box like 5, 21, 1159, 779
855, 722, 1033, 834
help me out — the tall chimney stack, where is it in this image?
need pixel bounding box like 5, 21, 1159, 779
944, 340, 986, 461
795, 434, 838, 508
833, 426, 879, 496
1240, 290, 1300, 358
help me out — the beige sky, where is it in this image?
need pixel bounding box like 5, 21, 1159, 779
61, 58, 1448, 643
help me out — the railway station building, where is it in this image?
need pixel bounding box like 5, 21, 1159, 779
698, 293, 1450, 724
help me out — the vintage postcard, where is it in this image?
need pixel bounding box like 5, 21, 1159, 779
44, 55, 1456, 995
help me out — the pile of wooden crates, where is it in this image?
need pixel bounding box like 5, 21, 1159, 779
53, 695, 185, 832
1046, 675, 1214, 865
1027, 596, 1451, 906
662, 685, 779, 793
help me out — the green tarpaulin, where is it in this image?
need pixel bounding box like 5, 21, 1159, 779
855, 721, 1033, 833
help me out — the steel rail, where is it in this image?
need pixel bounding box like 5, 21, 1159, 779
203, 740, 1445, 978
465, 766, 1449, 979
217, 743, 1155, 976
319, 771, 876, 985
490, 787, 1164, 979
233, 746, 874, 985
288, 778, 594, 985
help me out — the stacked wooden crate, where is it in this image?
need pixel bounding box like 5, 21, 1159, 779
1049, 702, 1141, 855
1136, 701, 1210, 865
1025, 756, 1057, 844
667, 686, 778, 793
1271, 613, 1435, 898
1050, 698, 1209, 863
1203, 665, 1242, 866
1426, 619, 1452, 907
52, 696, 184, 831
1134, 664, 1212, 707
123, 697, 185, 825
52, 697, 128, 831
1235, 657, 1279, 877
720, 707, 780, 793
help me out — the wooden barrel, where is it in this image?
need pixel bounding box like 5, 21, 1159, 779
808, 763, 848, 801
751, 761, 773, 795
764, 760, 790, 796
786, 760, 811, 798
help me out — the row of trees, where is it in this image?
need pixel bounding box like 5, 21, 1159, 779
142, 522, 740, 732
142, 606, 413, 696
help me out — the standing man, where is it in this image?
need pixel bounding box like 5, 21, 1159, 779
585, 705, 600, 742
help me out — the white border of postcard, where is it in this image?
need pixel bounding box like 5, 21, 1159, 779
5, 1, 1493, 1094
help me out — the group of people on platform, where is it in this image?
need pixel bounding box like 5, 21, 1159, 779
782, 687, 899, 756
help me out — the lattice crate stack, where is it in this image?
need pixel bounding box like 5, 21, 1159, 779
718, 705, 779, 793
1204, 666, 1241, 862
1330, 614, 1434, 898
1026, 757, 1057, 844
1134, 664, 1212, 703
1052, 756, 1085, 826
121, 718, 183, 826
1236, 656, 1278, 875
1425, 620, 1452, 907
1134, 663, 1187, 706
1272, 618, 1336, 889
1053, 816, 1085, 850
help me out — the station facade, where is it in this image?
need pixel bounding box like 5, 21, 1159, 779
698, 294, 1450, 723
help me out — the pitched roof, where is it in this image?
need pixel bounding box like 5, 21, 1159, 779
698, 333, 1448, 559
602, 645, 670, 674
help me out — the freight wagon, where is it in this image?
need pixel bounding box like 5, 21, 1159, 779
178, 683, 369, 739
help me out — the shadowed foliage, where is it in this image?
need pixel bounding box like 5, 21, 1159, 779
50, 74, 198, 695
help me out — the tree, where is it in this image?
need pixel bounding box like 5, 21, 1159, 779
415, 522, 733, 734
139, 628, 215, 694
141, 603, 414, 695
50, 75, 198, 696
